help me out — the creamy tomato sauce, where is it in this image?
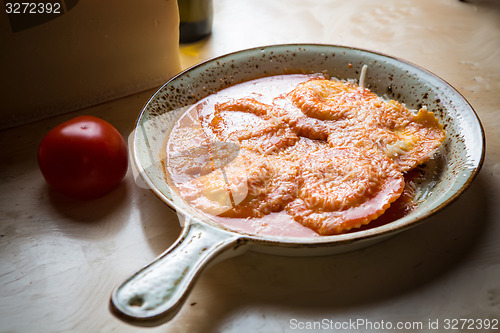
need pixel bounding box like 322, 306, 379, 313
164, 74, 444, 237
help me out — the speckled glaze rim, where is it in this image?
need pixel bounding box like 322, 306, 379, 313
134, 43, 485, 248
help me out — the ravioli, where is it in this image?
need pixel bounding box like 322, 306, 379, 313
285, 147, 405, 235
175, 149, 298, 218
287, 78, 378, 121
208, 98, 299, 154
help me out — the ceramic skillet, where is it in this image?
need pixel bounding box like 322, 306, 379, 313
110, 44, 485, 326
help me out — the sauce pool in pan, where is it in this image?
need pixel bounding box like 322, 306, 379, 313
164, 73, 445, 237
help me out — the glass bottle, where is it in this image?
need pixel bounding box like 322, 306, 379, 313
178, 0, 213, 43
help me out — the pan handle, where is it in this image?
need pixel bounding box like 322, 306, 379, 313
110, 218, 244, 326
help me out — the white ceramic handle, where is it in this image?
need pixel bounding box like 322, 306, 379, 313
110, 218, 241, 326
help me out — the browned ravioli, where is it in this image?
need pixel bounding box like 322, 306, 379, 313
209, 98, 299, 154
278, 78, 446, 172
285, 147, 405, 235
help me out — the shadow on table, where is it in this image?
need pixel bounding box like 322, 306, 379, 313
166, 171, 493, 332
138, 190, 182, 256
46, 180, 130, 240
460, 0, 500, 11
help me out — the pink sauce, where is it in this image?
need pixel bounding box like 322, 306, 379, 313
165, 74, 418, 237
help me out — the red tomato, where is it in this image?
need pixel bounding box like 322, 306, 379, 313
38, 115, 128, 199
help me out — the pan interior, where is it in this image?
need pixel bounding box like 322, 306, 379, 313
132, 44, 484, 246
